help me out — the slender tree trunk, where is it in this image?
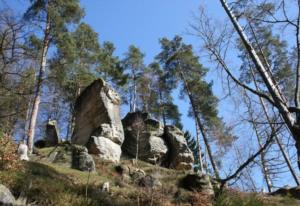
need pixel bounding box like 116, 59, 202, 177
294, 0, 300, 117
178, 68, 220, 178
159, 91, 166, 126
233, 145, 257, 191
243, 87, 273, 192
250, 70, 300, 185
195, 120, 204, 173
27, 10, 51, 153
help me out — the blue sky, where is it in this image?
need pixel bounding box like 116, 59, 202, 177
79, 0, 228, 130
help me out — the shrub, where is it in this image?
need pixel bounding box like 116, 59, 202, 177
0, 133, 22, 171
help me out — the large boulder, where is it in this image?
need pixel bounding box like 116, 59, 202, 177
0, 184, 15, 205
164, 126, 194, 170
71, 79, 124, 162
121, 112, 168, 164
87, 136, 122, 162
45, 120, 61, 147
180, 173, 214, 195
71, 145, 96, 172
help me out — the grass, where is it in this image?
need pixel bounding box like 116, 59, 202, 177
1, 145, 300, 206
214, 189, 300, 206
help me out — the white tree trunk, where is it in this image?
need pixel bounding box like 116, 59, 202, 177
27, 11, 51, 153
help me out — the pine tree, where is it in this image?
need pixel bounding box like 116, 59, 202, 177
156, 36, 236, 178
122, 45, 145, 112
23, 0, 84, 152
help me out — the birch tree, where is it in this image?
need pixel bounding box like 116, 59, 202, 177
23, 0, 84, 152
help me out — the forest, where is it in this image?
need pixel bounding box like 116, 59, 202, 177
1, 0, 300, 206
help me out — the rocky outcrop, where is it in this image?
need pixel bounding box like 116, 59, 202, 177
180, 173, 214, 195
71, 145, 96, 172
71, 79, 124, 162
122, 112, 194, 170
164, 126, 194, 170
45, 120, 60, 147
34, 120, 60, 148
122, 112, 168, 164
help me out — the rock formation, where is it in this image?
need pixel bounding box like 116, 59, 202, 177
122, 112, 194, 170
180, 173, 214, 195
17, 141, 29, 161
45, 120, 60, 147
71, 79, 124, 162
71, 145, 96, 172
122, 112, 168, 164
164, 126, 194, 170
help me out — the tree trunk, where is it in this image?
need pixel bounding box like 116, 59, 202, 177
250, 70, 300, 185
247, 101, 273, 191
195, 120, 204, 173
178, 68, 220, 178
219, 0, 300, 171
27, 11, 51, 153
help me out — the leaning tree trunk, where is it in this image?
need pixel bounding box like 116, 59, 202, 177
178, 68, 220, 178
219, 0, 300, 170
244, 93, 273, 192
195, 120, 204, 173
27, 12, 51, 153
250, 70, 300, 185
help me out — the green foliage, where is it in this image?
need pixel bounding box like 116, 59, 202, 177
121, 45, 145, 112
156, 35, 236, 154
183, 130, 200, 164
235, 2, 294, 100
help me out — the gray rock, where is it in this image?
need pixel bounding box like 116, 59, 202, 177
164, 126, 194, 170
0, 184, 15, 205
45, 120, 60, 147
130, 168, 146, 183
71, 145, 96, 172
180, 173, 214, 195
71, 79, 124, 146
87, 136, 122, 162
122, 112, 167, 164
138, 175, 162, 188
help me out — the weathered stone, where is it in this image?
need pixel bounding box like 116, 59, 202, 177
164, 125, 194, 170
122, 112, 167, 164
45, 120, 60, 147
87, 136, 122, 162
71, 79, 124, 146
0, 184, 15, 205
17, 142, 29, 161
71, 145, 95, 172
130, 168, 146, 183
138, 175, 162, 188
180, 173, 214, 195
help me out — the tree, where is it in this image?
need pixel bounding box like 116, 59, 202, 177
192, 0, 300, 184
0, 8, 35, 135
23, 0, 84, 152
217, 0, 300, 171
122, 45, 145, 112
49, 22, 101, 139
156, 36, 236, 178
